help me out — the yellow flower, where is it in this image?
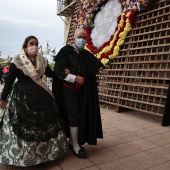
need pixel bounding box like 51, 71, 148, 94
100, 46, 109, 54
114, 45, 120, 52
85, 46, 89, 50
101, 58, 109, 65
142, 0, 146, 4
94, 54, 97, 58
117, 39, 125, 46
119, 32, 127, 39
110, 38, 115, 46
80, 17, 83, 21
126, 11, 131, 17
113, 52, 119, 57
109, 54, 114, 59
126, 23, 131, 27
119, 22, 123, 27
97, 54, 101, 59
122, 2, 126, 6
121, 12, 125, 16
124, 25, 132, 32
126, 18, 130, 23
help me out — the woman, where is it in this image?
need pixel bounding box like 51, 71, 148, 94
0, 36, 68, 167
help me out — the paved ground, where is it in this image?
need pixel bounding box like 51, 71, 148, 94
0, 83, 170, 170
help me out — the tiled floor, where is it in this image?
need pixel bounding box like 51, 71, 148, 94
0, 84, 170, 170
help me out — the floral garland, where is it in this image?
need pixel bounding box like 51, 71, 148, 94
85, 9, 136, 65
73, 0, 151, 65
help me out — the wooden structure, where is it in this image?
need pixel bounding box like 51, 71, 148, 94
57, 0, 78, 44
57, 0, 170, 116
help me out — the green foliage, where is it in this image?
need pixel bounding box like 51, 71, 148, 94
0, 58, 5, 63
0, 57, 13, 66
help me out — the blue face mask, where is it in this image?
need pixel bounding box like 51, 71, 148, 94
75, 38, 86, 49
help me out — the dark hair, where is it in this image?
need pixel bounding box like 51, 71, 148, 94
22, 35, 38, 51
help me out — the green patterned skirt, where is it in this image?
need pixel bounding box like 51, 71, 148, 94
0, 81, 68, 167
0, 111, 68, 167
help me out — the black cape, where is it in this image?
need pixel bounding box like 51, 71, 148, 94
52, 45, 104, 145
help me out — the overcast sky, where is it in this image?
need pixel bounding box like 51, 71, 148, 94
0, 0, 65, 62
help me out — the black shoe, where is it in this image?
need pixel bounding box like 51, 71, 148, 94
68, 143, 84, 150
72, 148, 87, 159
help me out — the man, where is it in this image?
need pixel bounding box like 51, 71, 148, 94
53, 28, 103, 158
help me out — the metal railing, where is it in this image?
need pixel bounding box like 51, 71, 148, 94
57, 0, 72, 12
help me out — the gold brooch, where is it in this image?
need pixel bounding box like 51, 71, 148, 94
25, 61, 29, 65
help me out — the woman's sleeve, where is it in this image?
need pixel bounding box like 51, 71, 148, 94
1, 63, 18, 101
44, 65, 54, 78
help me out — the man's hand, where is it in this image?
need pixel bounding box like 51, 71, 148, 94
75, 76, 85, 85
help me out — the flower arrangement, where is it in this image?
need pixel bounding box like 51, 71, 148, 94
73, 0, 151, 65
74, 0, 107, 28
85, 9, 136, 65
119, 0, 150, 11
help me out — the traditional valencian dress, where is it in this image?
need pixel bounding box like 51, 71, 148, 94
0, 53, 68, 167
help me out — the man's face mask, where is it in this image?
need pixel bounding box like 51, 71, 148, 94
75, 38, 86, 49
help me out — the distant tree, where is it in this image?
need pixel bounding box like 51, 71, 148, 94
0, 58, 5, 63
0, 57, 12, 66
39, 41, 56, 56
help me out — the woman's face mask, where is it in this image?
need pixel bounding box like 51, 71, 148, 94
27, 46, 38, 56
75, 38, 86, 49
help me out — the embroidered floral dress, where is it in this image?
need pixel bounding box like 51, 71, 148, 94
0, 54, 68, 167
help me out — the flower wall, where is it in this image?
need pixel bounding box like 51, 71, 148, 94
74, 0, 152, 65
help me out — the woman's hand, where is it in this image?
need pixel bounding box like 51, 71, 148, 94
0, 100, 6, 108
